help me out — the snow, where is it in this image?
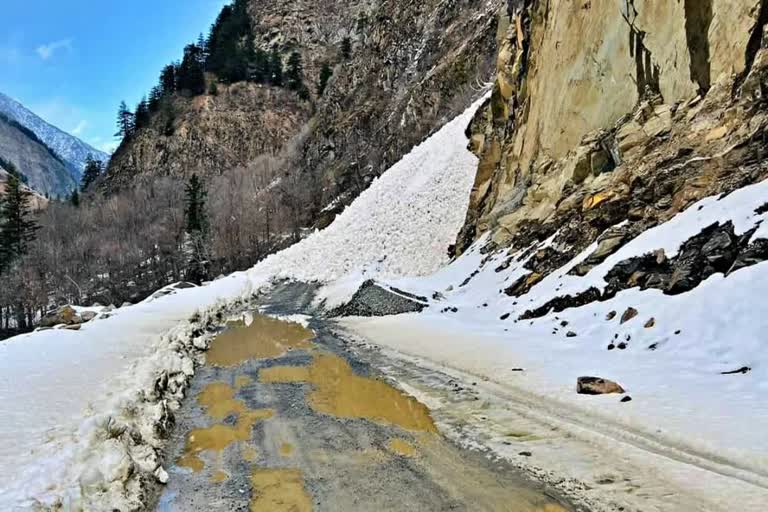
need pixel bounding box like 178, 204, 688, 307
0, 94, 487, 510
341, 178, 768, 508
0, 276, 255, 509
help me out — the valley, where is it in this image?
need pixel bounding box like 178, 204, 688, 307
1, 0, 768, 511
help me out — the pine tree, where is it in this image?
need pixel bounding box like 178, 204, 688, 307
269, 49, 283, 86
148, 86, 163, 112
0, 175, 39, 271
197, 33, 208, 62
69, 189, 80, 208
115, 101, 135, 139
160, 64, 177, 94
249, 49, 270, 83
285, 51, 304, 91
177, 44, 206, 96
81, 155, 103, 192
134, 96, 150, 129
340, 37, 352, 60
184, 174, 209, 284
185, 174, 207, 234
317, 62, 333, 96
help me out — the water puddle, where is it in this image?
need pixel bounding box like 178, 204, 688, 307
280, 442, 295, 457
250, 468, 312, 512
207, 314, 314, 367
260, 353, 437, 433
210, 470, 229, 483
178, 381, 273, 472
243, 444, 259, 462
235, 375, 253, 389
387, 438, 416, 457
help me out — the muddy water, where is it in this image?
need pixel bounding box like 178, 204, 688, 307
206, 314, 314, 366
387, 438, 416, 457
163, 310, 573, 512
261, 352, 437, 433
250, 468, 313, 512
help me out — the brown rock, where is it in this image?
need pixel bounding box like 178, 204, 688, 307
620, 307, 638, 324
644, 318, 656, 328
577, 376, 625, 395
605, 310, 617, 321
40, 305, 82, 328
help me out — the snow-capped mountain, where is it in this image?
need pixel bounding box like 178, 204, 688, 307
0, 92, 108, 182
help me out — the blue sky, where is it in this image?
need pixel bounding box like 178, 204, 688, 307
1, 0, 229, 153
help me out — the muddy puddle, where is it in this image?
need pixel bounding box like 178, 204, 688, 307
261, 352, 437, 433
206, 313, 314, 366
165, 312, 572, 512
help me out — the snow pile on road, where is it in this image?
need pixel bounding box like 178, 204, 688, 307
252, 94, 489, 307
0, 96, 487, 510
342, 178, 768, 508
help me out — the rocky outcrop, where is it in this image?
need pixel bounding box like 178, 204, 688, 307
457, 0, 768, 302
106, 84, 311, 185
520, 222, 768, 320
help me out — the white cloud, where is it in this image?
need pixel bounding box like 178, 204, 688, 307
71, 120, 87, 136
36, 39, 72, 60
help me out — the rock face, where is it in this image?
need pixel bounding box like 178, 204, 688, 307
107, 0, 502, 223
107, 84, 311, 186
457, 0, 768, 268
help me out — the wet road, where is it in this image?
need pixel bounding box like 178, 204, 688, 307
157, 283, 573, 512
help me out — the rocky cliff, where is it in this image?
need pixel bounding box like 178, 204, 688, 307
458, 0, 768, 282
107, 0, 503, 222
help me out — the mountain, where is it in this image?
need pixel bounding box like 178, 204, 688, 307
0, 112, 77, 197
106, 0, 500, 222
0, 92, 109, 183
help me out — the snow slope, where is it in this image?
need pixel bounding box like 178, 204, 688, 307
0, 92, 109, 179
342, 178, 768, 509
0, 95, 487, 510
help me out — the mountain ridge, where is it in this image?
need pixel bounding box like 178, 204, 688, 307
0, 92, 109, 183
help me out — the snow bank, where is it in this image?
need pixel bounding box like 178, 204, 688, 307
0, 95, 488, 510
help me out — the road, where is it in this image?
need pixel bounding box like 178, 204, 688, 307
156, 282, 573, 512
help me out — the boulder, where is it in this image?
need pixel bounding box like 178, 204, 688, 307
620, 307, 638, 324
39, 305, 82, 328
577, 376, 625, 395
80, 311, 98, 322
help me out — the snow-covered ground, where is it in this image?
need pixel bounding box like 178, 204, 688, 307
341, 178, 768, 509
0, 95, 487, 510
